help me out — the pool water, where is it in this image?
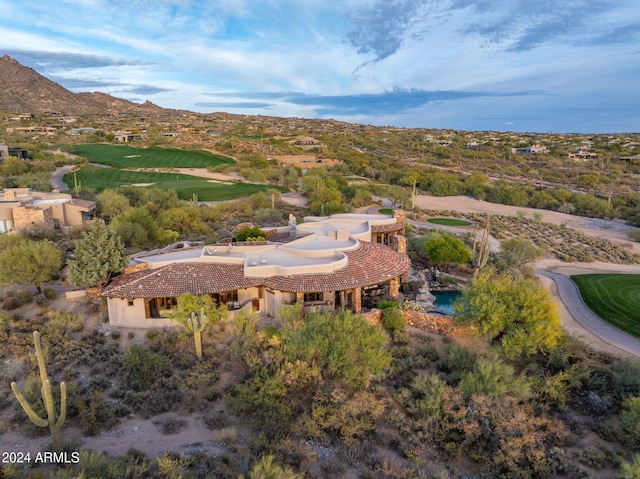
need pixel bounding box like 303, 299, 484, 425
432, 290, 461, 314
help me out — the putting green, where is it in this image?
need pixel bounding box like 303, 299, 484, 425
427, 217, 472, 227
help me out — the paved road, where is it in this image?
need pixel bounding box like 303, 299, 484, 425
50, 165, 74, 192
539, 271, 640, 357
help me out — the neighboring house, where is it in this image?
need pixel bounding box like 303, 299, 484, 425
0, 188, 95, 235
5, 126, 57, 136
614, 155, 640, 163
568, 151, 599, 161
289, 136, 324, 149
0, 143, 28, 159
102, 212, 410, 328
511, 144, 549, 154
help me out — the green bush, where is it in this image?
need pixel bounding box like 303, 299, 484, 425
382, 307, 405, 331
236, 226, 266, 242
621, 396, 640, 446
42, 288, 57, 300
377, 300, 399, 310
121, 345, 172, 391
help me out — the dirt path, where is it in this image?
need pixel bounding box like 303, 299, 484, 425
0, 415, 223, 459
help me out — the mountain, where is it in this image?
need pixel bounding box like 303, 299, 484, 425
0, 55, 166, 115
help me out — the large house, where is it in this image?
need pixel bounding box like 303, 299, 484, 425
0, 188, 96, 235
102, 212, 410, 328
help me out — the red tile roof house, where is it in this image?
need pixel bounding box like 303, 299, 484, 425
102, 212, 410, 328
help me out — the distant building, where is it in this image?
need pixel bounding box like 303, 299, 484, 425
613, 155, 640, 163
568, 151, 599, 161
5, 126, 56, 136
0, 143, 28, 160
113, 130, 144, 142
511, 144, 549, 155
289, 136, 324, 149
0, 188, 95, 235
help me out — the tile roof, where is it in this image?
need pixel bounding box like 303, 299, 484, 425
370, 221, 405, 233
102, 242, 410, 298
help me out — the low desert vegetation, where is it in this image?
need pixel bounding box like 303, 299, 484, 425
2, 279, 640, 478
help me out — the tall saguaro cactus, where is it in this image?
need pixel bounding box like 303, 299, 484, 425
472, 216, 491, 272
11, 331, 67, 451
187, 307, 208, 359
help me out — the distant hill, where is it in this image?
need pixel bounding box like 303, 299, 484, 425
0, 55, 166, 115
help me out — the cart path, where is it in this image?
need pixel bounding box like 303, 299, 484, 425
538, 270, 640, 358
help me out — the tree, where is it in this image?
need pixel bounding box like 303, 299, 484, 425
284, 309, 391, 390
455, 267, 564, 357
0, 237, 63, 293
110, 207, 179, 248
423, 232, 471, 271
96, 189, 131, 220
495, 237, 545, 272
68, 220, 128, 288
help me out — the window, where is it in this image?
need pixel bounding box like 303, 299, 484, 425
304, 292, 323, 302
127, 299, 134, 307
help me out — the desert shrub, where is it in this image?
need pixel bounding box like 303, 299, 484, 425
236, 226, 266, 242
76, 391, 115, 435
121, 345, 172, 391
392, 330, 410, 345
310, 389, 386, 443
212, 426, 238, 446
42, 288, 57, 300
458, 356, 531, 400
577, 444, 615, 469
620, 453, 640, 479
377, 300, 398, 310
248, 454, 303, 479
106, 449, 152, 478
203, 409, 231, 430
41, 309, 84, 334
382, 307, 405, 331
435, 344, 477, 384
2, 296, 23, 310
154, 415, 187, 435
228, 367, 295, 438
621, 396, 640, 447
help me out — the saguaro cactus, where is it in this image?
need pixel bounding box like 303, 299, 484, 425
11, 330, 67, 451
187, 307, 208, 359
472, 216, 491, 272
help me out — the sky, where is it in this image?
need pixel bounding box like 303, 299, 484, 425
1, 0, 639, 134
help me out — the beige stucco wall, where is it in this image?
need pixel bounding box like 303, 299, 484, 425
107, 298, 177, 329
64, 204, 89, 226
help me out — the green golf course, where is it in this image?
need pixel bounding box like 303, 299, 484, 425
65, 144, 284, 201
571, 274, 640, 337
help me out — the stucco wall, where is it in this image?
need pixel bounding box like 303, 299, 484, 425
107, 297, 178, 329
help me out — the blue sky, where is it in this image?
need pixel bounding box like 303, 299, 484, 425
1, 0, 639, 133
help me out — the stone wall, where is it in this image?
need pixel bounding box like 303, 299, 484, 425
12, 206, 53, 232
361, 308, 472, 337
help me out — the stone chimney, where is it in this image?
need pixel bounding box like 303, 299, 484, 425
392, 235, 407, 254
393, 210, 406, 223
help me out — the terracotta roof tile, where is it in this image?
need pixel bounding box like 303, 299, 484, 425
102, 242, 410, 297
370, 221, 405, 233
